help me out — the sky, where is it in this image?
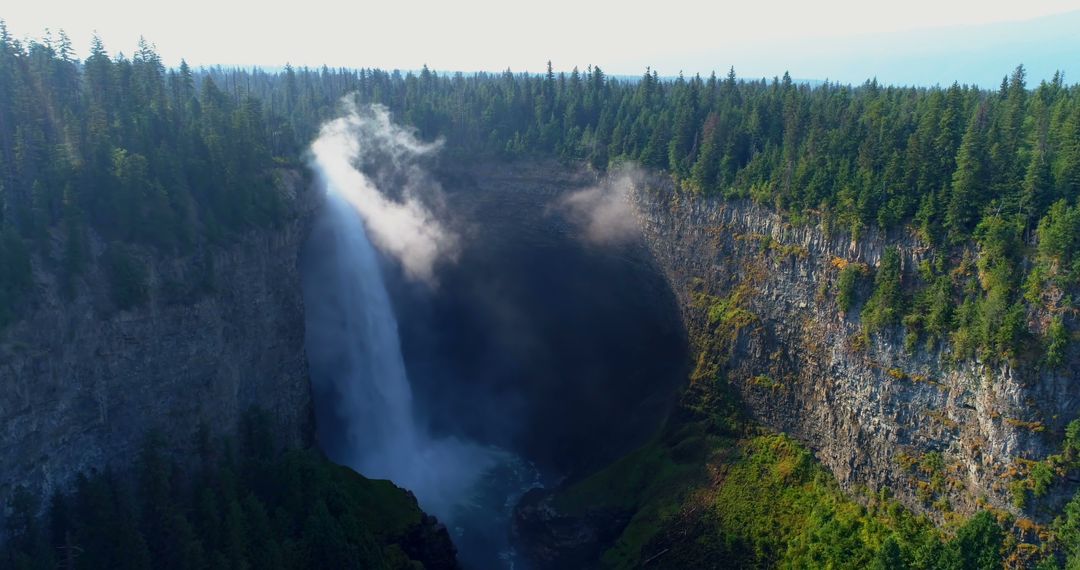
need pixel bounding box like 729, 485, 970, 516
3, 0, 1080, 86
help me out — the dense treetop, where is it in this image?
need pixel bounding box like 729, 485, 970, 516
1, 27, 1078, 363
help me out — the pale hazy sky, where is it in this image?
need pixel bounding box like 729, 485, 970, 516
3, 0, 1080, 82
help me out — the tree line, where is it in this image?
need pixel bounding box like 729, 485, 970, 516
1, 26, 1078, 363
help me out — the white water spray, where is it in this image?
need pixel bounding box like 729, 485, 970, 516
302, 100, 497, 521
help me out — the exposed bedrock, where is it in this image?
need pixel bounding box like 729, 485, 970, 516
629, 174, 1079, 522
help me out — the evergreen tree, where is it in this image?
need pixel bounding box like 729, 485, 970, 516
947, 105, 990, 241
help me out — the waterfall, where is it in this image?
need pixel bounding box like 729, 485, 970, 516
301, 104, 497, 522
303, 180, 502, 522
307, 188, 419, 463
301, 104, 544, 569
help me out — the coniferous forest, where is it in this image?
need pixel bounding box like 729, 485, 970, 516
2, 24, 1080, 569
2, 27, 1078, 365
3, 412, 456, 570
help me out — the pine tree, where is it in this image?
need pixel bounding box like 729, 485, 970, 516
1020, 147, 1052, 223
946, 104, 989, 241
862, 247, 905, 333
690, 112, 722, 194
1056, 105, 1080, 199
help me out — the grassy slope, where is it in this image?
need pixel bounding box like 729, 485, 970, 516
551, 388, 945, 569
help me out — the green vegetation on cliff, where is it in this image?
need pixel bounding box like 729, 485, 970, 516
532, 264, 1028, 569
1, 412, 456, 570
550, 387, 1009, 569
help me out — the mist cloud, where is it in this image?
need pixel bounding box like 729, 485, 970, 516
308, 99, 455, 283
559, 164, 644, 246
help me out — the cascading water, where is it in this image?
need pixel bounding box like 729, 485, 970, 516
314, 190, 419, 463
301, 101, 540, 568
303, 188, 496, 519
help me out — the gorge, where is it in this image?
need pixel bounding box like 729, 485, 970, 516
300, 105, 690, 567
1, 35, 1079, 568
2, 147, 1075, 569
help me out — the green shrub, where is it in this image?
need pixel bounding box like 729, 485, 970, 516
1032, 462, 1054, 497
837, 263, 864, 314
1046, 316, 1069, 368
1055, 488, 1080, 567
946, 511, 1004, 570
1066, 420, 1080, 460
1010, 480, 1028, 509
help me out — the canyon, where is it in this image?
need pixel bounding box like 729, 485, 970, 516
1, 159, 1074, 564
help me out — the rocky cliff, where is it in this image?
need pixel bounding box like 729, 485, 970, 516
440, 161, 1078, 530
0, 170, 316, 503
6, 156, 1073, 549
629, 175, 1080, 525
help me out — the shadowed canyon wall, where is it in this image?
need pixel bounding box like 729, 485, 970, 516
387, 161, 689, 477
0, 171, 315, 502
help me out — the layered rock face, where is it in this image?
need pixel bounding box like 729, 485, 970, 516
0, 171, 315, 502
630, 176, 1079, 521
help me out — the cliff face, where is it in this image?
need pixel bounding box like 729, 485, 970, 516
0, 170, 315, 502
440, 161, 1078, 525
5, 156, 1073, 539
630, 177, 1080, 521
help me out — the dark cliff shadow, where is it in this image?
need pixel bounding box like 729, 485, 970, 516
385, 162, 689, 478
